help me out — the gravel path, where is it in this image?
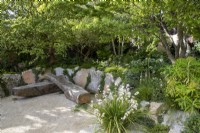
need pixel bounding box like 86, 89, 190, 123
0, 93, 96, 133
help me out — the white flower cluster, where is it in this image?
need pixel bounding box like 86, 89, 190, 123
93, 84, 139, 123
94, 108, 103, 124
119, 85, 139, 121
121, 98, 138, 121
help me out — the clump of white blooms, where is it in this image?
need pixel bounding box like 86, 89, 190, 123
92, 84, 139, 128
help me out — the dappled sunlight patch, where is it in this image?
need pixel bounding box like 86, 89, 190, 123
55, 107, 71, 112
1, 94, 96, 133
54, 131, 74, 133
25, 115, 47, 123
77, 112, 95, 118
1, 126, 32, 133
32, 123, 43, 128
34, 106, 72, 118
36, 109, 57, 117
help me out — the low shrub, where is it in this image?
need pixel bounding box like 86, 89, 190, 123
123, 68, 140, 88
183, 113, 200, 133
135, 78, 166, 102
104, 65, 127, 78
148, 124, 170, 133
163, 57, 200, 112
124, 57, 167, 88
134, 115, 155, 128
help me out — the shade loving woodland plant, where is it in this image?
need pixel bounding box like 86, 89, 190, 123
92, 85, 139, 133
163, 57, 200, 113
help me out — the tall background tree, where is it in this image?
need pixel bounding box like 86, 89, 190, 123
0, 0, 200, 71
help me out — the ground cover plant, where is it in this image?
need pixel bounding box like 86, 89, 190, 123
183, 113, 200, 133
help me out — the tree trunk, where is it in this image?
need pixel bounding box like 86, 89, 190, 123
177, 26, 187, 58
160, 21, 176, 63
111, 39, 117, 55
160, 34, 176, 64
121, 36, 124, 56
174, 45, 180, 59
186, 43, 192, 56
45, 73, 91, 104
13, 81, 60, 97
48, 47, 56, 65
118, 36, 121, 55
83, 49, 91, 61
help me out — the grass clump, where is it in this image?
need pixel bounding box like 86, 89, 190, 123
92, 85, 139, 133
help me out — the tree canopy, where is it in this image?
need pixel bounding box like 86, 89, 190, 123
0, 0, 200, 69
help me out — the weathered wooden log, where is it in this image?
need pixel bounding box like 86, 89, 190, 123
45, 73, 91, 104
12, 81, 60, 97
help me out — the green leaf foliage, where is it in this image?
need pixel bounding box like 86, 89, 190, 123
1, 0, 200, 70
183, 113, 200, 133
163, 57, 200, 112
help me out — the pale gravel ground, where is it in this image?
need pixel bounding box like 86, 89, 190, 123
0, 93, 97, 133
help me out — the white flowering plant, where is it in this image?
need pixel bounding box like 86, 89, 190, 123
92, 85, 139, 133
